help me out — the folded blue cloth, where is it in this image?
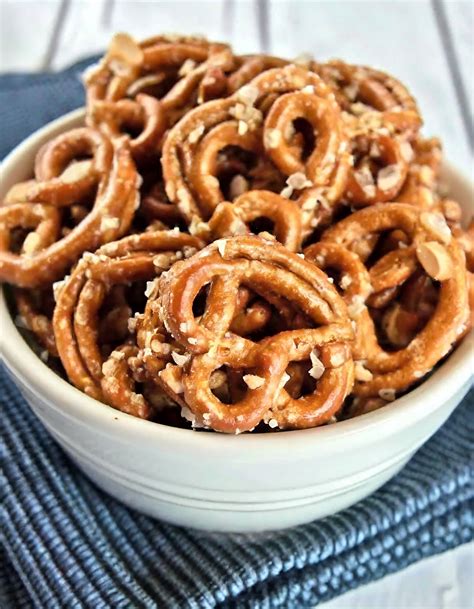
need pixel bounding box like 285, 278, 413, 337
1, 60, 473, 609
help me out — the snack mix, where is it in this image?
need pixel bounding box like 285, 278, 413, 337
1, 33, 472, 433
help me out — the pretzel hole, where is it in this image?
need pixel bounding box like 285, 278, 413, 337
217, 146, 258, 199
127, 72, 175, 99
284, 361, 317, 398
291, 118, 316, 161
209, 366, 238, 404
364, 231, 408, 268
192, 285, 209, 318
248, 216, 275, 236
371, 274, 438, 350
10, 227, 33, 254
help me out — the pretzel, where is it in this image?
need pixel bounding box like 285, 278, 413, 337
316, 59, 422, 137
162, 65, 351, 234
139, 177, 183, 226
85, 33, 235, 130
52, 230, 202, 404
4, 128, 112, 207
139, 235, 353, 433
87, 94, 166, 163
398, 137, 442, 210
227, 55, 288, 92
319, 203, 469, 397
4, 33, 473, 431
208, 191, 302, 251
0, 136, 139, 287
14, 287, 58, 357
346, 132, 408, 205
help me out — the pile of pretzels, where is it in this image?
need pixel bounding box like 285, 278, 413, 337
2, 33, 472, 433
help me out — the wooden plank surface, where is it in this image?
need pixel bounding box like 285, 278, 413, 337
0, 2, 472, 608
0, 0, 63, 70
265, 0, 472, 173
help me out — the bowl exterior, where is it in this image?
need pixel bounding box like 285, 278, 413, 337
1, 109, 473, 532
3, 358, 471, 532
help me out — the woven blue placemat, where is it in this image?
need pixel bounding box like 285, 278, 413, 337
1, 60, 473, 609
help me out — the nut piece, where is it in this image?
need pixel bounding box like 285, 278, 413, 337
416, 241, 453, 281
243, 374, 265, 389
420, 212, 452, 244
60, 160, 92, 183
107, 32, 144, 68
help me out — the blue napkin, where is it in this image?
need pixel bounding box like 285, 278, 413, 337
1, 60, 473, 609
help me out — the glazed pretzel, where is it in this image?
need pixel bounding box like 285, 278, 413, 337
52, 230, 202, 406
316, 59, 422, 137
14, 287, 58, 357
5, 128, 112, 207
227, 54, 288, 92
0, 136, 139, 287
208, 190, 302, 251
318, 203, 469, 398
85, 33, 234, 124
162, 64, 351, 234
398, 137, 442, 210
87, 94, 166, 163
345, 132, 409, 206
141, 235, 353, 433
100, 344, 178, 419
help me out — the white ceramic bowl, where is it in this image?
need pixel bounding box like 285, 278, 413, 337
1, 109, 473, 532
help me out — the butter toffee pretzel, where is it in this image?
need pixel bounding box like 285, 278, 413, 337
1, 32, 471, 434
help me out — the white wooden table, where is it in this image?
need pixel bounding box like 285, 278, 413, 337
1, 1, 472, 607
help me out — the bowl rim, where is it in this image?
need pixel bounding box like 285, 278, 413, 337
1, 108, 473, 452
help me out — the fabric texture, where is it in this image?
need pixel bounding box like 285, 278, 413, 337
1, 59, 473, 609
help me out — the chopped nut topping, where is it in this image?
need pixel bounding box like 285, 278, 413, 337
214, 239, 227, 257
347, 295, 365, 317
171, 351, 191, 366
144, 279, 158, 298
100, 216, 120, 233
416, 241, 453, 281
378, 388, 396, 401
229, 174, 249, 198
236, 84, 259, 106
420, 212, 452, 244
264, 128, 282, 149
377, 164, 402, 192
354, 361, 373, 382
340, 274, 352, 290
178, 58, 197, 76
22, 232, 41, 255
188, 123, 205, 144
309, 350, 325, 379
243, 374, 265, 389
160, 366, 184, 394
106, 32, 143, 71
287, 172, 312, 190
399, 140, 413, 162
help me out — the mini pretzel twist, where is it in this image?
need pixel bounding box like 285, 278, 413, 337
14, 287, 58, 357
52, 230, 202, 408
162, 65, 351, 235
6, 128, 113, 207
141, 235, 353, 433
316, 59, 422, 137
85, 33, 235, 128
0, 134, 139, 287
87, 94, 166, 163
316, 203, 469, 398
208, 191, 302, 251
